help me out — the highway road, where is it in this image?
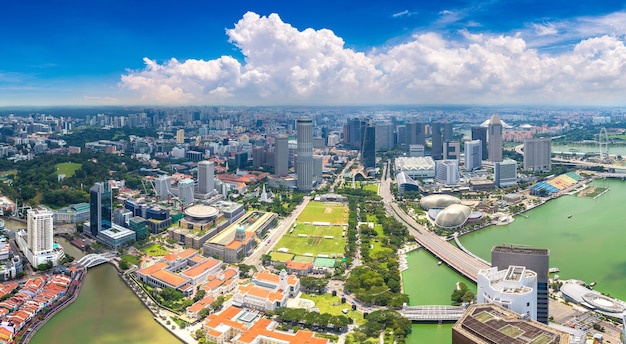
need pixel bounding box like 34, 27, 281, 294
380, 162, 489, 283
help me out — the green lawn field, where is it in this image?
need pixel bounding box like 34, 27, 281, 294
299, 293, 365, 325
140, 243, 169, 256
296, 201, 349, 224
55, 162, 82, 178
362, 184, 378, 193
275, 224, 345, 256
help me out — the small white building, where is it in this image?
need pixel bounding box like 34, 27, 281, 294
477, 265, 537, 321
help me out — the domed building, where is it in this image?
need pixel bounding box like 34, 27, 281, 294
419, 194, 461, 210
435, 204, 472, 229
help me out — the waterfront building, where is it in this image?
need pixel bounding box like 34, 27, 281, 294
394, 156, 436, 178
524, 137, 552, 172
477, 265, 538, 320
431, 122, 443, 160
444, 141, 461, 160
492, 245, 549, 324
488, 114, 503, 162
274, 135, 289, 176
89, 182, 112, 237
98, 224, 136, 248
408, 144, 425, 157
436, 159, 460, 185
296, 117, 313, 192
16, 207, 64, 267
494, 159, 517, 188
197, 160, 215, 195
452, 303, 569, 344
433, 204, 472, 229
52, 202, 90, 224
360, 122, 376, 170
375, 123, 394, 151
471, 126, 488, 160
464, 140, 482, 171
178, 178, 195, 205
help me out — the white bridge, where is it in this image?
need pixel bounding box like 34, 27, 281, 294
398, 305, 467, 322
76, 253, 115, 268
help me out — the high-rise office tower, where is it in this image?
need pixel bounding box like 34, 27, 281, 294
296, 117, 313, 191
178, 178, 195, 205
176, 129, 185, 144
375, 124, 394, 151
313, 155, 323, 185
155, 175, 171, 200
431, 122, 443, 160
443, 141, 460, 160
361, 123, 376, 170
488, 114, 503, 163
464, 140, 482, 171
471, 126, 488, 160
435, 159, 460, 185
443, 122, 453, 142
89, 182, 112, 237
198, 160, 215, 194
524, 138, 552, 172
396, 125, 407, 146
274, 135, 289, 176
406, 122, 426, 148
494, 159, 517, 188
492, 245, 550, 324
345, 118, 365, 148
27, 207, 54, 255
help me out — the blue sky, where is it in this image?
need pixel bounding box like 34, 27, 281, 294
2, 0, 626, 106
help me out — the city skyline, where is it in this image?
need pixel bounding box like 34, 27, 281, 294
3, 1, 626, 107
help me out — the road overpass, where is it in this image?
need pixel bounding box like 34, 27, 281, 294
380, 164, 489, 283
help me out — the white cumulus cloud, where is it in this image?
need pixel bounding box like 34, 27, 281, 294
120, 11, 626, 106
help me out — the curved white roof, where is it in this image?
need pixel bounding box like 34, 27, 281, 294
184, 205, 219, 219
435, 204, 472, 229
419, 194, 461, 210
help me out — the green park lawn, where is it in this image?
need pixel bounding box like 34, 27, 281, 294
55, 162, 82, 178
274, 224, 345, 256
300, 293, 365, 325
296, 201, 349, 224
140, 243, 169, 256
362, 184, 378, 194
121, 254, 141, 266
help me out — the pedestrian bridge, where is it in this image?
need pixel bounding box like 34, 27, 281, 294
398, 305, 466, 322
76, 253, 114, 268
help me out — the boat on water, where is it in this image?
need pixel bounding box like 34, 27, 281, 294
589, 281, 597, 288
568, 214, 572, 218
437, 261, 442, 266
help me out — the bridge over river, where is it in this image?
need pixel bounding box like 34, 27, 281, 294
398, 305, 467, 322
76, 253, 115, 268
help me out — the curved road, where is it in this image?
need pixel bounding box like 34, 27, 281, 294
380, 162, 489, 282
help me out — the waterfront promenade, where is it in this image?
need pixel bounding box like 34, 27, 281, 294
379, 168, 489, 283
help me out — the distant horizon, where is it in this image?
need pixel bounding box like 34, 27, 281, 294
3, 1, 626, 106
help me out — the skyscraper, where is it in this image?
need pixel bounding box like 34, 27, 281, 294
176, 129, 185, 144
274, 135, 289, 176
155, 175, 171, 200
406, 122, 426, 149
443, 122, 453, 142
464, 140, 482, 171
471, 126, 488, 160
89, 182, 112, 237
375, 123, 393, 152
431, 122, 443, 160
198, 160, 215, 194
523, 138, 552, 172
443, 141, 460, 160
296, 117, 313, 191
488, 114, 503, 163
494, 159, 517, 188
361, 123, 376, 170
435, 159, 460, 185
178, 178, 195, 205
27, 207, 54, 255
492, 245, 550, 324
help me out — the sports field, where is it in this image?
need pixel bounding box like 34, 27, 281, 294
274, 224, 345, 256
55, 162, 82, 178
296, 201, 349, 225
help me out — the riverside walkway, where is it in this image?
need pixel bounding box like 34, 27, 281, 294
379, 167, 490, 283
398, 305, 466, 322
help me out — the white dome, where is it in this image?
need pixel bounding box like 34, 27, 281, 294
435, 204, 472, 229
420, 194, 461, 210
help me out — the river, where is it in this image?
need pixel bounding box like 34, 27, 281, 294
403, 178, 626, 343
0, 219, 178, 344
